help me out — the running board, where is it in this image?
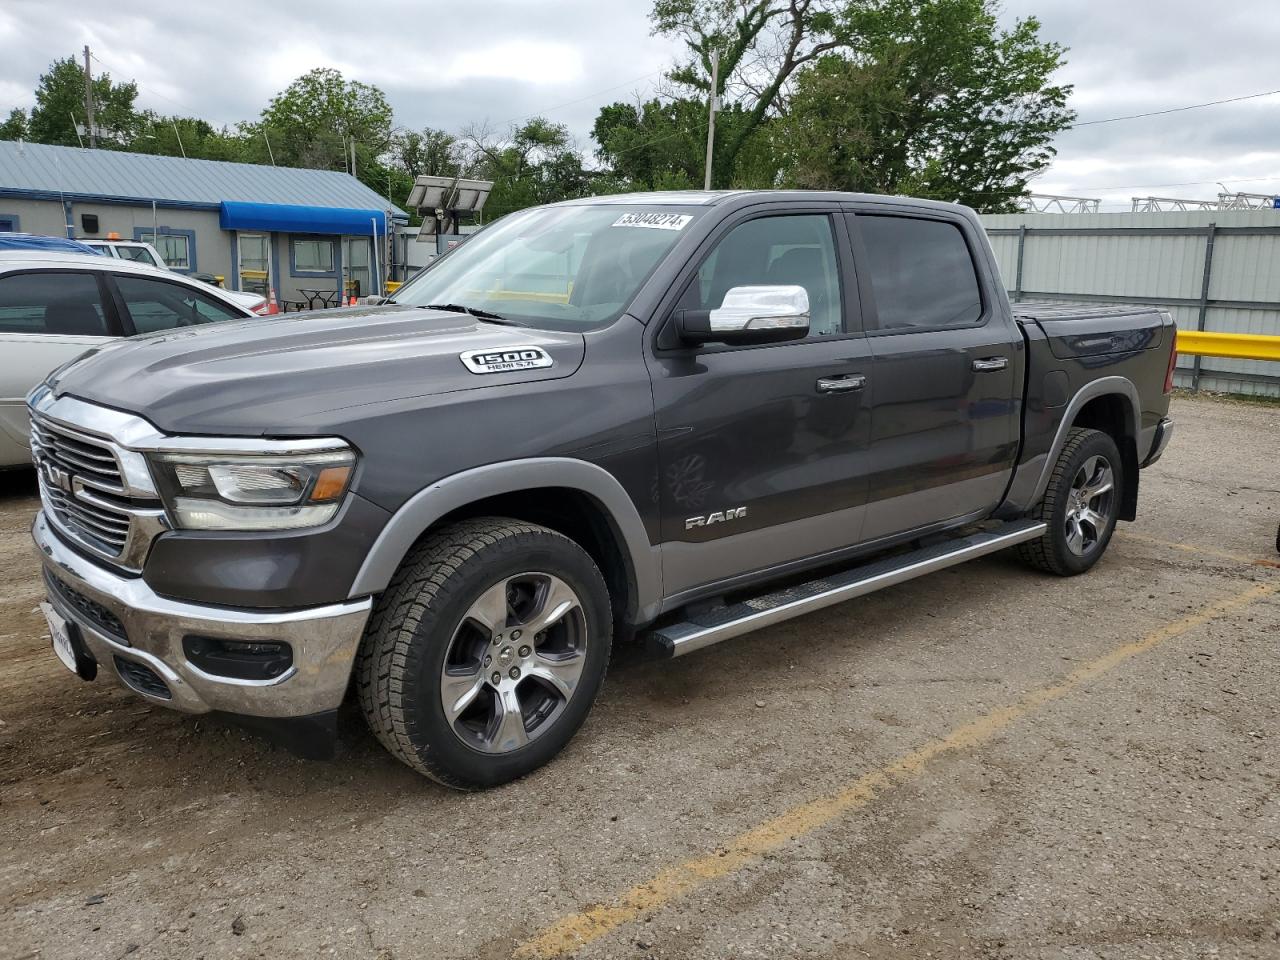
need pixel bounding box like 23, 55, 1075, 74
649, 519, 1047, 658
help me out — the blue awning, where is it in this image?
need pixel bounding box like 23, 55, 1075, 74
219, 201, 388, 236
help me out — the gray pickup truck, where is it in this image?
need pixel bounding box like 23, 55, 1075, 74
30, 191, 1176, 789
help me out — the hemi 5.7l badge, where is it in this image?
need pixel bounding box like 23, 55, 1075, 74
460, 347, 554, 374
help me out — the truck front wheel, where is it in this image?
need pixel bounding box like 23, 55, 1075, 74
1017, 427, 1123, 576
356, 518, 612, 789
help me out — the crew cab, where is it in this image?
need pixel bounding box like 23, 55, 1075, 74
29, 191, 1175, 788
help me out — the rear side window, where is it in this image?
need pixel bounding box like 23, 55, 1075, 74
857, 216, 983, 331
0, 271, 110, 335
114, 275, 246, 334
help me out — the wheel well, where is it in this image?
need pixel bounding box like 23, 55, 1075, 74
1070, 394, 1139, 521
432, 487, 639, 635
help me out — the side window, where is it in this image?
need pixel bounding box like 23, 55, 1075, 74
856, 215, 983, 331
114, 276, 246, 334
678, 214, 843, 337
0, 271, 110, 336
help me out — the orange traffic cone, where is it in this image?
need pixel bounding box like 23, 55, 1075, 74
265, 288, 280, 315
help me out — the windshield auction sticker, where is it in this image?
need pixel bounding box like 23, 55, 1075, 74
612, 212, 693, 231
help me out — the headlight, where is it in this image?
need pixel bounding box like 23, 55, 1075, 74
149, 448, 356, 531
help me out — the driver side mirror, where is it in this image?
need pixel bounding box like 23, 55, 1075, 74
674, 285, 810, 345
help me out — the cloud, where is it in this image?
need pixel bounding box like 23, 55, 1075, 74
2, 0, 1277, 208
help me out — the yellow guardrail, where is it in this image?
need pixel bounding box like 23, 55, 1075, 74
1177, 330, 1280, 361
385, 281, 403, 295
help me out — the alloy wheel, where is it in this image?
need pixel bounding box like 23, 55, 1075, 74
439, 573, 588, 754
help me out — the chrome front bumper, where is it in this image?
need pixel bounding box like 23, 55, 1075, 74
33, 510, 372, 718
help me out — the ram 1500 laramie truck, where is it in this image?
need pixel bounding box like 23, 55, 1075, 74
29, 191, 1176, 788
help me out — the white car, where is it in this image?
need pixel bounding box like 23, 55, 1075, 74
81, 239, 269, 314
0, 250, 259, 468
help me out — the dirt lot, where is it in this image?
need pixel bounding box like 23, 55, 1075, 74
1, 393, 1277, 960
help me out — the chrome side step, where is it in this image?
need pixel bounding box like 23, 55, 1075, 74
649, 519, 1047, 658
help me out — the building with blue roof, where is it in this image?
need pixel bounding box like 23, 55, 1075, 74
0, 140, 409, 304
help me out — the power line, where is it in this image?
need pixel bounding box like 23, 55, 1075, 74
1070, 87, 1280, 128
87, 48, 240, 128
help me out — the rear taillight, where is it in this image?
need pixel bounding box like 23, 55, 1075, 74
1164, 335, 1178, 394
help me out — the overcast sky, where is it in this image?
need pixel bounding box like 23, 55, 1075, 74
1, 0, 1277, 210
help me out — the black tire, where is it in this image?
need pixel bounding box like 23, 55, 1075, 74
1016, 427, 1123, 576
356, 518, 612, 789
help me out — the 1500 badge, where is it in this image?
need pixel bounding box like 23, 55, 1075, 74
460, 347, 554, 374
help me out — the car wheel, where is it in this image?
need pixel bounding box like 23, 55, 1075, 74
1017, 427, 1123, 576
356, 518, 611, 789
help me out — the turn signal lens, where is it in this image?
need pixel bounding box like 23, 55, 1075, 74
310, 465, 353, 502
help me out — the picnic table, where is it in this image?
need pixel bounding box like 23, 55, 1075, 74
298, 288, 342, 310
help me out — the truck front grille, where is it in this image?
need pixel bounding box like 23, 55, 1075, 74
30, 410, 167, 571
29, 418, 124, 491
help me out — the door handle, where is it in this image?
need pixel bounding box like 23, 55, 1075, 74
971, 356, 1009, 372
816, 374, 866, 394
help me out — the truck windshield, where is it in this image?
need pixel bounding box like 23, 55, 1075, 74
393, 205, 701, 329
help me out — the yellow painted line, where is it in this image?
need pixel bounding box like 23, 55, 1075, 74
1122, 531, 1280, 570
515, 581, 1279, 959
1177, 329, 1280, 362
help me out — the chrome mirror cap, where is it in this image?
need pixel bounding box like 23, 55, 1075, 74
709, 285, 810, 335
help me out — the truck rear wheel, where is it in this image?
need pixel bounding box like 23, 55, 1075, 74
1017, 427, 1122, 576
356, 518, 611, 789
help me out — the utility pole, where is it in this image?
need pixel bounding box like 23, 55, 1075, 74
703, 49, 720, 191
83, 45, 96, 148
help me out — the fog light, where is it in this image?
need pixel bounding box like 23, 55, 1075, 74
183, 636, 294, 681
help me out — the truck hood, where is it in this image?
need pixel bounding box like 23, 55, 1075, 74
48, 304, 586, 436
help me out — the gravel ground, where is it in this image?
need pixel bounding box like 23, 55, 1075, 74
1, 392, 1277, 960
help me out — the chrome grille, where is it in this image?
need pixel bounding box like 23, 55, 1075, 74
29, 418, 124, 492
40, 480, 131, 553
29, 407, 168, 571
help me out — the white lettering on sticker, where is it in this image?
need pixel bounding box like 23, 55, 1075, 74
612, 212, 693, 231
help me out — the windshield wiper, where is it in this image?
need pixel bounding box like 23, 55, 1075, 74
421, 303, 523, 326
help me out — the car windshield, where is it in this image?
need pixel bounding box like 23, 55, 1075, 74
115, 246, 161, 267
393, 204, 702, 329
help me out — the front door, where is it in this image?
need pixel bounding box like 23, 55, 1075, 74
343, 237, 371, 298
237, 233, 271, 296
847, 210, 1022, 543
649, 208, 874, 601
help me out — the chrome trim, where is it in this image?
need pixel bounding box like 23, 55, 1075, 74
34, 511, 372, 717
1142, 417, 1174, 467
709, 285, 810, 334
653, 521, 1047, 657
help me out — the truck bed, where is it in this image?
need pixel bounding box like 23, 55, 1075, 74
1012, 299, 1168, 361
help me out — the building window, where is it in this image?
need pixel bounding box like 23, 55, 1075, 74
136, 229, 194, 271
292, 237, 336, 273
0, 214, 18, 232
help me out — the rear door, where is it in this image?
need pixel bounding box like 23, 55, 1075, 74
0, 269, 121, 464
649, 204, 874, 600
846, 209, 1022, 542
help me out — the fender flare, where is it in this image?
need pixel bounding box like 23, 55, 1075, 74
348, 458, 663, 621
1000, 375, 1142, 517
1028, 375, 1141, 508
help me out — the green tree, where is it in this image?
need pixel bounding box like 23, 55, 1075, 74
252, 68, 394, 186
782, 0, 1073, 210
0, 108, 28, 140
391, 127, 461, 179
463, 118, 593, 219
128, 113, 252, 162
28, 55, 143, 147
648, 0, 844, 186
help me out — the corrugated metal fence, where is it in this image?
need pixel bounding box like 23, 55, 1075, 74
980, 210, 1280, 396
